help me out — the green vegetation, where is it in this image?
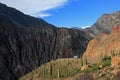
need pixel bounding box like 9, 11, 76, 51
19, 55, 119, 80
19, 58, 82, 80
80, 58, 83, 66
85, 58, 88, 65
57, 69, 60, 78
109, 67, 114, 70
43, 65, 46, 76
101, 58, 111, 67
84, 55, 112, 73
84, 63, 99, 73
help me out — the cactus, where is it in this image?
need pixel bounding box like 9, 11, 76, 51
118, 51, 120, 56
31, 70, 34, 80
111, 50, 115, 57
57, 69, 60, 78
100, 53, 105, 60
66, 69, 68, 78
85, 58, 88, 65
113, 50, 115, 56
50, 63, 53, 77
80, 58, 83, 66
43, 65, 46, 76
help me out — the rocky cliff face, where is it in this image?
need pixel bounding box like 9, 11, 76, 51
85, 11, 120, 37
0, 3, 91, 80
83, 25, 120, 63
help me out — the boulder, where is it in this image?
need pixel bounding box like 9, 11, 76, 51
81, 65, 89, 71
111, 56, 120, 67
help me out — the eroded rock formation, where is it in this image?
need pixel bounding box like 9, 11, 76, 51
83, 25, 120, 63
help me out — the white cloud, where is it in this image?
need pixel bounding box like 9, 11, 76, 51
81, 26, 91, 29
33, 12, 52, 17
0, 0, 68, 17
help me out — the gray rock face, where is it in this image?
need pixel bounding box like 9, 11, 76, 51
0, 3, 91, 80
85, 11, 120, 37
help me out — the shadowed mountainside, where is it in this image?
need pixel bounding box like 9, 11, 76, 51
0, 3, 91, 80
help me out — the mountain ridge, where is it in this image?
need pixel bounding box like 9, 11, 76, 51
0, 3, 91, 80
0, 3, 53, 27
84, 11, 120, 37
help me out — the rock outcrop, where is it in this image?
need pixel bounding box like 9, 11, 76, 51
111, 25, 120, 34
0, 3, 91, 80
85, 11, 120, 37
111, 56, 120, 67
83, 25, 120, 63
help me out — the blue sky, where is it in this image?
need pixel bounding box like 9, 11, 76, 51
0, 0, 120, 28
43, 0, 120, 28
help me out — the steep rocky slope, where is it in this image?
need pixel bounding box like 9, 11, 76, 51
0, 3, 91, 80
85, 11, 120, 37
83, 25, 120, 63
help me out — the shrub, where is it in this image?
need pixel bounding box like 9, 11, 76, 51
101, 58, 111, 67
67, 68, 80, 77
84, 63, 99, 73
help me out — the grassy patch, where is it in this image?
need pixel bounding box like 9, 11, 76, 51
19, 58, 82, 80
101, 58, 111, 67
84, 63, 99, 73
108, 67, 114, 71
67, 68, 80, 77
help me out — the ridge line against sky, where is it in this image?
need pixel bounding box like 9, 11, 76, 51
0, 0, 120, 28
0, 0, 68, 17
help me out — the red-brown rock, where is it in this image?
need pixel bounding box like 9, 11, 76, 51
81, 65, 89, 71
83, 25, 120, 63
111, 25, 120, 34
111, 56, 120, 67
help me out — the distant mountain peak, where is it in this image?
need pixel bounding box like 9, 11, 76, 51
84, 10, 120, 37
81, 26, 91, 29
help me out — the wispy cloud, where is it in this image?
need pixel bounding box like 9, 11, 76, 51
32, 12, 52, 18
0, 0, 68, 17
81, 26, 91, 29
